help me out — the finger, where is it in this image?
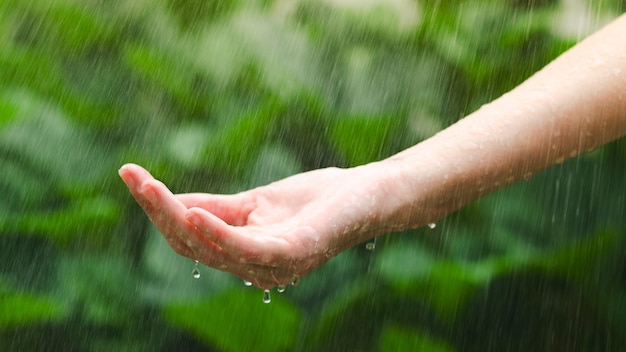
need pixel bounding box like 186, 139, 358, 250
119, 164, 194, 252
141, 180, 205, 250
244, 264, 296, 289
185, 207, 290, 263
160, 221, 195, 258
119, 165, 204, 262
118, 164, 173, 237
119, 165, 189, 250
140, 179, 188, 223
185, 207, 248, 257
120, 166, 286, 286
141, 180, 232, 260
118, 163, 154, 193
176, 193, 254, 226
119, 164, 157, 211
180, 207, 297, 288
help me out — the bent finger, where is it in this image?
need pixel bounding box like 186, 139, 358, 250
141, 180, 224, 259
119, 163, 157, 213
119, 164, 193, 252
176, 193, 254, 226
185, 207, 292, 264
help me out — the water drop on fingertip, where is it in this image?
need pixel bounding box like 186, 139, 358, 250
291, 276, 300, 287
263, 289, 271, 304
277, 285, 286, 293
192, 260, 200, 279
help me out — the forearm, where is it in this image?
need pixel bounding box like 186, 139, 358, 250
374, 14, 626, 232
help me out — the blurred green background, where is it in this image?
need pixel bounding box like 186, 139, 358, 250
1, 0, 626, 350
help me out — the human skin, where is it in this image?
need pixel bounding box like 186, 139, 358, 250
119, 14, 626, 289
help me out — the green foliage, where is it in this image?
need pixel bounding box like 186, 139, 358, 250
379, 325, 453, 352
0, 290, 67, 328
1, 0, 625, 351
164, 289, 301, 351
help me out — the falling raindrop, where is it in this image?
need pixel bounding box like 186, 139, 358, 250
243, 280, 253, 287
365, 237, 377, 251
263, 289, 271, 303
277, 285, 286, 293
427, 223, 436, 229
291, 276, 300, 287
192, 260, 200, 279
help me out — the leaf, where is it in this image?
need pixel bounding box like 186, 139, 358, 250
54, 255, 141, 326
36, 3, 123, 53
378, 324, 453, 352
192, 10, 321, 100
3, 196, 120, 242
123, 43, 202, 111
163, 289, 301, 352
0, 90, 115, 192
165, 123, 212, 168
302, 279, 390, 351
297, 0, 420, 44
0, 156, 49, 212
0, 91, 120, 242
166, 0, 239, 29
246, 143, 302, 188
329, 116, 397, 166
199, 101, 279, 177
141, 227, 234, 303
0, 292, 67, 328
375, 241, 437, 288
376, 230, 622, 321
376, 238, 501, 316
0, 96, 18, 127
532, 229, 622, 283
303, 278, 444, 351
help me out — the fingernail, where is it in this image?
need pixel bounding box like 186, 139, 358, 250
118, 168, 135, 188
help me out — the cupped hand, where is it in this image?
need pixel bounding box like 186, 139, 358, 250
119, 163, 386, 289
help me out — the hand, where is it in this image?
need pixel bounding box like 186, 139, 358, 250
119, 163, 388, 289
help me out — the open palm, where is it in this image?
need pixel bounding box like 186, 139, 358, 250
119, 163, 382, 288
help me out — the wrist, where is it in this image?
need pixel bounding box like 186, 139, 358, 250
359, 156, 448, 234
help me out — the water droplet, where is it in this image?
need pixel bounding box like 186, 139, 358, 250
243, 280, 253, 287
591, 59, 605, 68
192, 260, 200, 279
365, 237, 377, 251
427, 223, 436, 229
263, 289, 271, 304
291, 276, 300, 287
277, 285, 286, 293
